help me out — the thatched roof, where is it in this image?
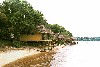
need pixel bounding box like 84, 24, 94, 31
58, 35, 65, 39
53, 33, 65, 39
37, 25, 54, 34
53, 33, 71, 40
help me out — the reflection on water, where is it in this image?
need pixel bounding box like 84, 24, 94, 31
50, 45, 68, 67
51, 41, 100, 67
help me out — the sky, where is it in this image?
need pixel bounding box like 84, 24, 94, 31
0, 0, 100, 37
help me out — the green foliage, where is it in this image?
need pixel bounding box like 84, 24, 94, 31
49, 24, 72, 37
48, 24, 73, 45
0, 40, 5, 47
0, 0, 47, 40
61, 31, 73, 37
0, 39, 12, 47
0, 12, 8, 23
0, 0, 74, 47
12, 40, 22, 48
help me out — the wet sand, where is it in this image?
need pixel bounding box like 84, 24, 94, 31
0, 48, 40, 66
1, 45, 64, 67
3, 51, 56, 67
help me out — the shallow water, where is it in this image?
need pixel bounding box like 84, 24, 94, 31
51, 41, 100, 67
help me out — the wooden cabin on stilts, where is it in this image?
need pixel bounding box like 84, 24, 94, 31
20, 25, 54, 51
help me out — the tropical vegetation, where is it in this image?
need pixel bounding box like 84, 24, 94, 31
0, 0, 74, 48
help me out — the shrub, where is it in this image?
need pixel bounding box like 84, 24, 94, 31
12, 40, 22, 48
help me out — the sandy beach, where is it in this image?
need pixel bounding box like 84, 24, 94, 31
0, 48, 40, 67
0, 45, 65, 67
3, 51, 56, 67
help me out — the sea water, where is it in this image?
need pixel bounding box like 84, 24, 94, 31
51, 41, 100, 67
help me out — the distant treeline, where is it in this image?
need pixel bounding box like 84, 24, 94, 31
76, 37, 100, 41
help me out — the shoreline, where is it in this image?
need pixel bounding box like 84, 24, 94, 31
0, 48, 40, 66
0, 45, 65, 67
3, 51, 56, 67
